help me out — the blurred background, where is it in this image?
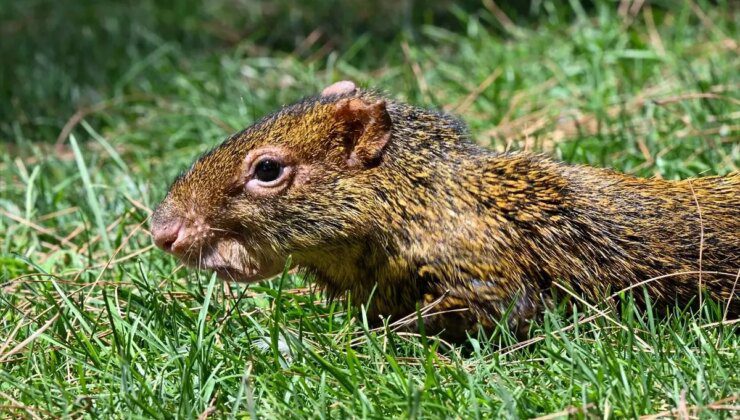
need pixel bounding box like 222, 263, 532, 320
2, 0, 737, 180
3, 0, 510, 137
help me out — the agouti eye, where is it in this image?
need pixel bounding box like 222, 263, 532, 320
254, 159, 283, 182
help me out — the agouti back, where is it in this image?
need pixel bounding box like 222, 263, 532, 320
151, 81, 739, 340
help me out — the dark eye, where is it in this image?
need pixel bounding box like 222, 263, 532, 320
254, 159, 283, 182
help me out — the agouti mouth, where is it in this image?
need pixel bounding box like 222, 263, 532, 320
166, 240, 282, 283
211, 266, 258, 282
174, 245, 267, 283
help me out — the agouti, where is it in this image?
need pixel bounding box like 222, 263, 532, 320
151, 81, 739, 341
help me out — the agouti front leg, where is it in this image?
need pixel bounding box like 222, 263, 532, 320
404, 283, 540, 341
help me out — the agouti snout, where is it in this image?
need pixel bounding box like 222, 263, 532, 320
153, 81, 739, 340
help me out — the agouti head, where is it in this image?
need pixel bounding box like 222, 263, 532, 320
151, 81, 393, 282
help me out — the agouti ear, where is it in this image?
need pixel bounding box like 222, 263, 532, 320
321, 80, 357, 96
332, 97, 392, 168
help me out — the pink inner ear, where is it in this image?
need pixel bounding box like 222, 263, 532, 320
321, 80, 357, 97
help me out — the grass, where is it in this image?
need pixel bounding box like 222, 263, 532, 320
1, 0, 738, 417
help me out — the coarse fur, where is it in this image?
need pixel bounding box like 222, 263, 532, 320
151, 84, 740, 341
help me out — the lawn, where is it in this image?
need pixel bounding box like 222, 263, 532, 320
1, 0, 738, 417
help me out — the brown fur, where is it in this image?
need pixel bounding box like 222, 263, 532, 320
151, 85, 740, 341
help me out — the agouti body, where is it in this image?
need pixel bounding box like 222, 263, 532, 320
151, 81, 739, 340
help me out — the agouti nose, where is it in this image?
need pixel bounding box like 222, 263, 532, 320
152, 219, 183, 254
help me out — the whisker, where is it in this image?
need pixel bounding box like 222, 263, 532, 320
207, 226, 241, 235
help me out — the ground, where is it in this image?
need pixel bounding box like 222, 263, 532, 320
1, 1, 738, 418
